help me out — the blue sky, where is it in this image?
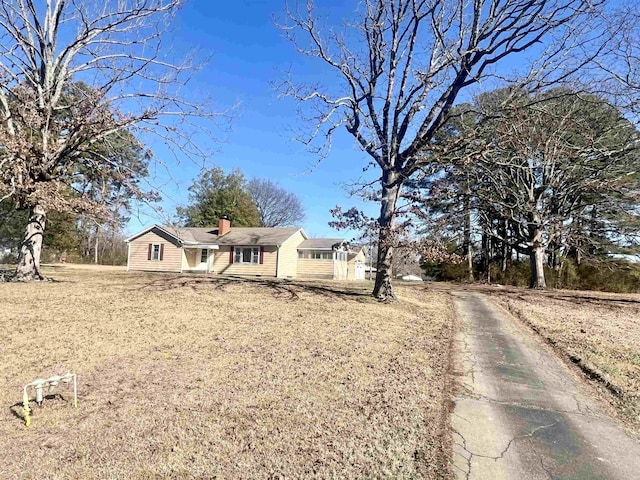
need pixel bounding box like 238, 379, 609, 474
129, 0, 376, 238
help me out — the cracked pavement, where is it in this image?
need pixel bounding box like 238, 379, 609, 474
451, 291, 640, 479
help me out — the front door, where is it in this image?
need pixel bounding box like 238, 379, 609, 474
200, 248, 210, 273
355, 261, 365, 280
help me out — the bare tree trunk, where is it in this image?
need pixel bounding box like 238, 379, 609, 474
529, 244, 547, 289
528, 215, 547, 289
368, 234, 374, 281
557, 259, 565, 289
481, 232, 491, 283
94, 225, 99, 264
486, 235, 491, 284
14, 205, 47, 281
501, 246, 508, 272
373, 171, 401, 302
463, 195, 474, 282
500, 219, 508, 272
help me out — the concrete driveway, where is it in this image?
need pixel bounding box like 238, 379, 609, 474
451, 291, 640, 479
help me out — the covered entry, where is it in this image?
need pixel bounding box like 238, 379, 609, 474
182, 245, 218, 273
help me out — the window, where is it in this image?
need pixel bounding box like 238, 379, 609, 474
200, 249, 208, 263
152, 244, 161, 261
311, 251, 332, 260
298, 251, 305, 259
234, 246, 260, 264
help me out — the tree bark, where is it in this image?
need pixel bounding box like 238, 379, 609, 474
373, 170, 401, 302
14, 205, 47, 281
481, 232, 491, 283
463, 195, 474, 282
528, 215, 547, 289
94, 225, 99, 264
499, 220, 508, 272
529, 244, 547, 289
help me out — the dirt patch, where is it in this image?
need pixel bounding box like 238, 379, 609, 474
0, 266, 455, 479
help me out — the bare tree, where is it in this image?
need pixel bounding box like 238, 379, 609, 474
247, 178, 305, 227
0, 0, 223, 281
280, 0, 600, 301
453, 89, 640, 288
593, 8, 640, 112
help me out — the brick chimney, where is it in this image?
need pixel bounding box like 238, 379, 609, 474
218, 216, 231, 235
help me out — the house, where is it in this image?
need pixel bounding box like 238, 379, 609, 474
125, 217, 364, 280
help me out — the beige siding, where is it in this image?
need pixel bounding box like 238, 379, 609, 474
334, 259, 348, 280
347, 249, 367, 280
277, 230, 305, 278
128, 230, 182, 273
297, 258, 334, 279
211, 246, 278, 276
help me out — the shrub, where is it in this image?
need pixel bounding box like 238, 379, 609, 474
441, 262, 471, 282
424, 257, 640, 293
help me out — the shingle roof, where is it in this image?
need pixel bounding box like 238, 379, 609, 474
216, 228, 302, 246
298, 238, 347, 250
160, 225, 302, 246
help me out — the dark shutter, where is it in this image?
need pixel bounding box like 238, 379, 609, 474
230, 246, 234, 263
147, 243, 152, 260
259, 246, 264, 264
159, 244, 164, 261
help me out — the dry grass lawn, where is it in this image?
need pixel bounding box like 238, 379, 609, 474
0, 266, 454, 479
485, 287, 640, 431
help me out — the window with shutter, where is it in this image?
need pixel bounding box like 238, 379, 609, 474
232, 247, 261, 264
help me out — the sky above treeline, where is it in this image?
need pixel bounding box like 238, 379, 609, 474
131, 0, 376, 238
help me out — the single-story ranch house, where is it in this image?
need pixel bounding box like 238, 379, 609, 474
126, 217, 366, 280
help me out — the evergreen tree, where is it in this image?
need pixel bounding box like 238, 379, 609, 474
177, 167, 260, 228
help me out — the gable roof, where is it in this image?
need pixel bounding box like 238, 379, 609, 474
298, 238, 347, 250
126, 224, 306, 247
125, 224, 184, 244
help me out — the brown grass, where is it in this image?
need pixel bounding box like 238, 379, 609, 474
0, 266, 454, 479
482, 286, 640, 431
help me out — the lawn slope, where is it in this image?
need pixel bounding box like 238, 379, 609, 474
0, 267, 454, 479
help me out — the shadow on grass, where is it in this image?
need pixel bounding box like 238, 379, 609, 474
139, 275, 373, 302
8, 393, 70, 424
0, 264, 76, 283
0, 268, 13, 281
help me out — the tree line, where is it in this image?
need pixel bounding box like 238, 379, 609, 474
409, 88, 640, 291
2, 0, 640, 301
